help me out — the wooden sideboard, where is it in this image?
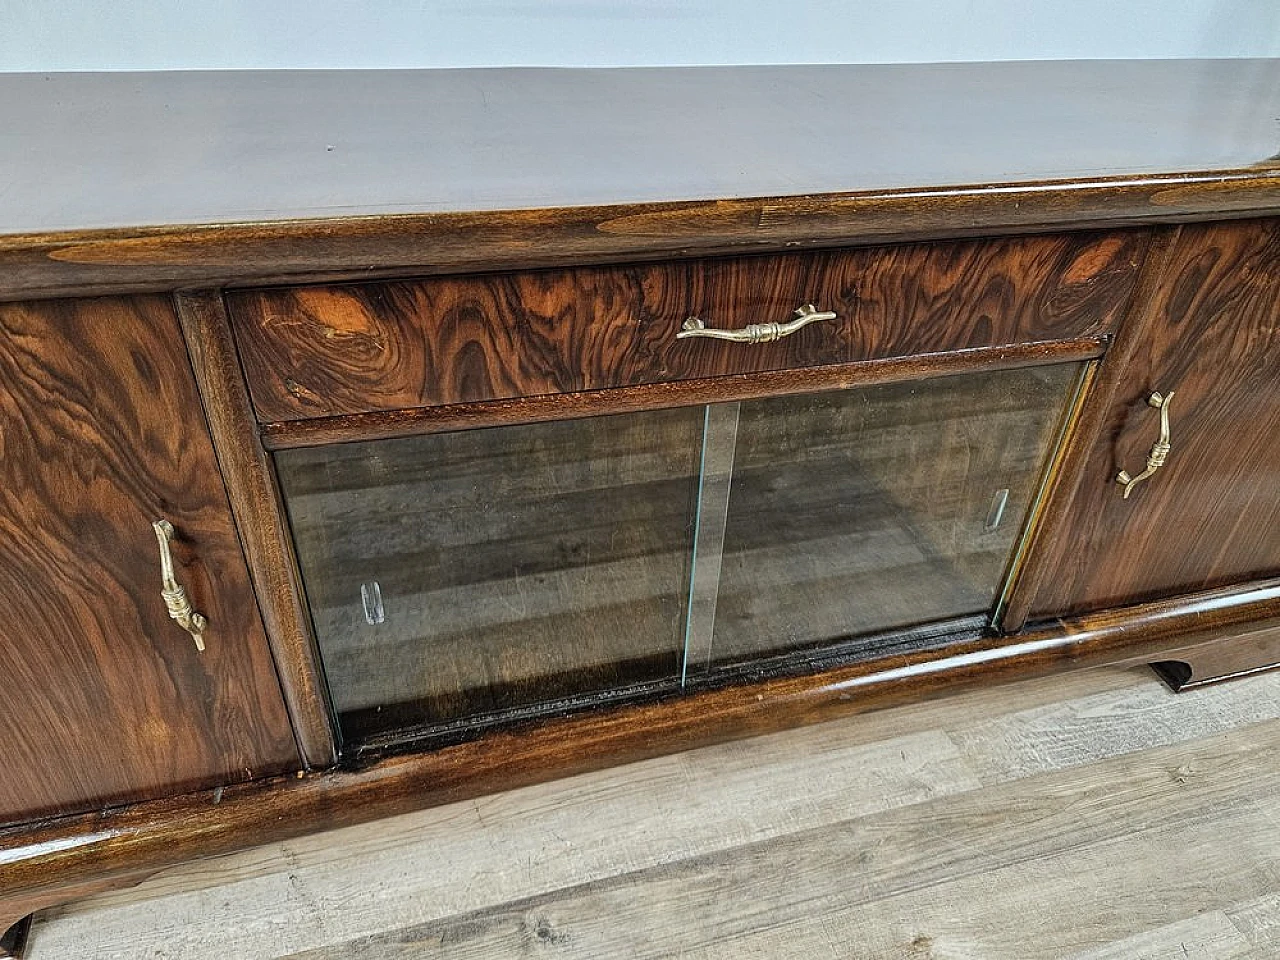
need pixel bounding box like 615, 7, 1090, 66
2, 60, 1279, 956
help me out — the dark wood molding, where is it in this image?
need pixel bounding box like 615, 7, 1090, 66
260, 337, 1108, 449
3, 172, 1277, 303
1151, 623, 1280, 691
174, 291, 338, 768
3, 577, 1278, 924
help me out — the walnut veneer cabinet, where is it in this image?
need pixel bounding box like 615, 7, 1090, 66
2, 60, 1279, 956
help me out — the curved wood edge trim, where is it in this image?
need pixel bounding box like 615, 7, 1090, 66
0, 916, 29, 960
1150, 622, 1280, 691
0, 872, 157, 960
2, 170, 1278, 302
174, 291, 337, 768
4, 577, 1277, 914
260, 337, 1108, 449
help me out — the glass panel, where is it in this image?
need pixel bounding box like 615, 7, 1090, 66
702, 364, 1083, 667
276, 407, 703, 742
278, 362, 1083, 746
682, 402, 740, 681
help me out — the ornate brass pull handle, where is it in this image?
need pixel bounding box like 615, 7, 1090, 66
1116, 391, 1175, 499
152, 520, 207, 651
677, 303, 837, 344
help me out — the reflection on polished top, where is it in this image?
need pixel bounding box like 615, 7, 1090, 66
1, 59, 1278, 233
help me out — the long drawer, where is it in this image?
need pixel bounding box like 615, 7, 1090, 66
227, 230, 1146, 423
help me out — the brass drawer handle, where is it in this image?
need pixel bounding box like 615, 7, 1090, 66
677, 303, 836, 344
152, 520, 207, 651
1116, 390, 1175, 499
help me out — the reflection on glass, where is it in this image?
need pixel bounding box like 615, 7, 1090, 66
696, 364, 1081, 667
276, 408, 703, 741
681, 402, 740, 680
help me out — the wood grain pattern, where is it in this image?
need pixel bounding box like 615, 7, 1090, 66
2, 61, 1279, 951
1027, 219, 1280, 619
0, 296, 299, 826
275, 720, 1280, 959
4, 173, 1275, 306
2, 577, 1277, 930
301, 728, 1280, 959
227, 231, 1144, 424
174, 292, 337, 768
0, 872, 157, 960
0, 60, 1277, 300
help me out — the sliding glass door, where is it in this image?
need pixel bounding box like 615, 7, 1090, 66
275, 363, 1084, 746
684, 364, 1080, 673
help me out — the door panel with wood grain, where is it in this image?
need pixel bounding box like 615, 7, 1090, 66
1027, 219, 1280, 619
0, 296, 300, 825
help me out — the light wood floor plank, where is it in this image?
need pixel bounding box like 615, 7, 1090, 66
1059, 911, 1253, 960
948, 666, 1280, 784
1227, 892, 1280, 953
269, 713, 1280, 959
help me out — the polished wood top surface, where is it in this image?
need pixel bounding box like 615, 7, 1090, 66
3, 60, 1278, 235
2, 60, 1278, 300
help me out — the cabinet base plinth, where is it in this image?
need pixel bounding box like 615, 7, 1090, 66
1150, 624, 1280, 692
0, 916, 30, 960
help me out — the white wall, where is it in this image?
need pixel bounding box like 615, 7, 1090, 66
1, 0, 1277, 72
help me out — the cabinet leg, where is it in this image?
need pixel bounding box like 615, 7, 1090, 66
0, 869, 158, 960
1151, 623, 1280, 692
0, 916, 31, 960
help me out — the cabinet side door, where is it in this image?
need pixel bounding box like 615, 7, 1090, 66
0, 296, 300, 825
1028, 219, 1280, 619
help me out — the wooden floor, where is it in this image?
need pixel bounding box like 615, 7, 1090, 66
26, 664, 1280, 959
